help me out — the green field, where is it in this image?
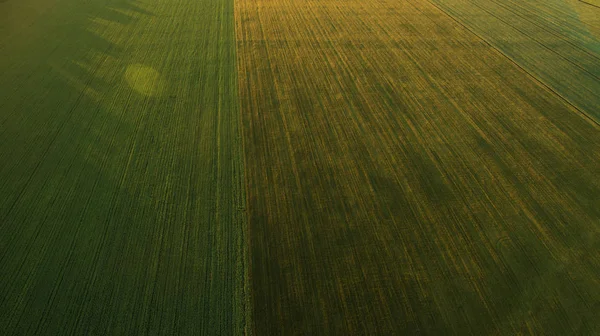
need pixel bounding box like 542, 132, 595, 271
0, 0, 246, 334
1, 0, 599, 334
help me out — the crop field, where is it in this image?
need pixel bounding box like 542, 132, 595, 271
236, 0, 600, 334
0, 0, 246, 334
430, 0, 600, 121
1, 0, 600, 335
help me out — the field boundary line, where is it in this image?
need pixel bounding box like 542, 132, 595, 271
578, 0, 600, 9
233, 2, 253, 334
424, 0, 600, 128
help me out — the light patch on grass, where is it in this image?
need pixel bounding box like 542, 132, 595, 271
124, 63, 164, 97
88, 17, 124, 28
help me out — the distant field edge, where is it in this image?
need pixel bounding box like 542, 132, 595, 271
426, 0, 600, 127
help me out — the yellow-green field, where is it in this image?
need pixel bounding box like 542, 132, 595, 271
236, 0, 599, 333
1, 0, 599, 334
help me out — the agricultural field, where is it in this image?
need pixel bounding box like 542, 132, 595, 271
236, 0, 600, 334
429, 0, 600, 121
1, 0, 600, 335
0, 0, 246, 334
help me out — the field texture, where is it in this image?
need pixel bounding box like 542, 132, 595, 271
0, 0, 246, 334
236, 0, 600, 334
2, 0, 600, 334
430, 0, 600, 121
